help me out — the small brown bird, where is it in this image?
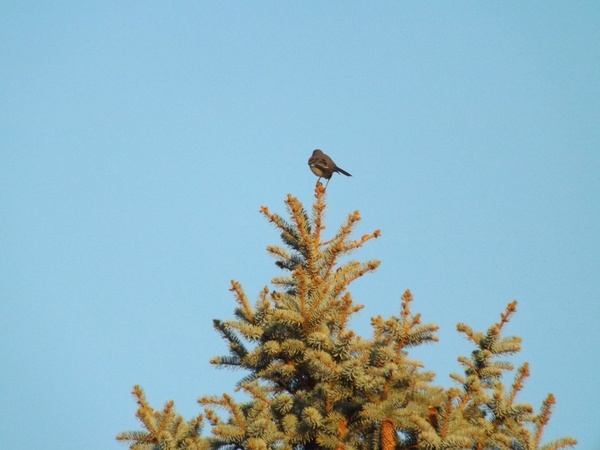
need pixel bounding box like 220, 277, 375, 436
308, 149, 352, 187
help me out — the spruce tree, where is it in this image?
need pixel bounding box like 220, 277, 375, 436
117, 185, 576, 450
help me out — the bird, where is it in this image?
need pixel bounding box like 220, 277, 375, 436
308, 149, 352, 187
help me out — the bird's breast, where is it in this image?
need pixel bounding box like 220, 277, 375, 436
310, 165, 326, 177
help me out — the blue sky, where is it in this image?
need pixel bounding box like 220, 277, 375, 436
1, 2, 599, 449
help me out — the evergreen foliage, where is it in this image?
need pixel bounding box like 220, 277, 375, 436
117, 185, 576, 450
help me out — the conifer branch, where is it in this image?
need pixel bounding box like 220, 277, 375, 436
499, 300, 518, 332
534, 393, 556, 447
539, 437, 578, 450
449, 304, 578, 450
296, 266, 309, 328
337, 293, 362, 335
285, 194, 316, 273
266, 245, 294, 270
331, 261, 381, 299
260, 204, 310, 273
117, 386, 207, 449
230, 280, 255, 323
211, 319, 245, 364
312, 183, 327, 246
456, 322, 481, 345
320, 210, 358, 248
508, 362, 530, 406
132, 385, 157, 434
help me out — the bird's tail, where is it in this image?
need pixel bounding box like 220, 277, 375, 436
335, 167, 352, 177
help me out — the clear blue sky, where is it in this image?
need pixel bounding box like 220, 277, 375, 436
1, 2, 598, 449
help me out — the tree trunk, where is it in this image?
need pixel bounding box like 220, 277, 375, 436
381, 420, 395, 450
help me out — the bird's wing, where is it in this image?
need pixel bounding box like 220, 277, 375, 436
309, 154, 332, 170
